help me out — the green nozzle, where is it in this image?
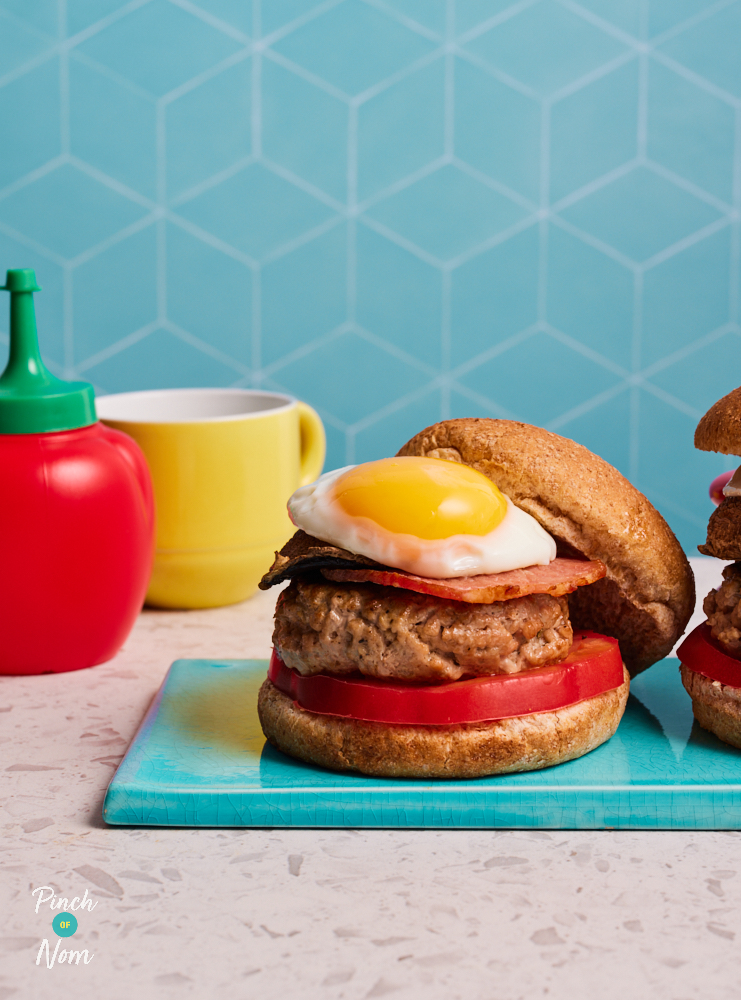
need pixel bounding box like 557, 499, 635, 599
0, 269, 96, 434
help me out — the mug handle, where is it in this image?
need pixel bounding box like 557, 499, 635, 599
297, 401, 326, 486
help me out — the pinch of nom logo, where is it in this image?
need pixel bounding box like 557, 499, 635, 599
32, 886, 96, 969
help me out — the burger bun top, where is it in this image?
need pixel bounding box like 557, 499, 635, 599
695, 385, 741, 456
398, 418, 694, 676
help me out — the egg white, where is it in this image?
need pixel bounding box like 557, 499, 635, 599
288, 465, 556, 579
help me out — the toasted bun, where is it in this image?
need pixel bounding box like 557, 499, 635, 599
258, 670, 630, 779
680, 663, 741, 749
398, 419, 694, 676
695, 386, 741, 456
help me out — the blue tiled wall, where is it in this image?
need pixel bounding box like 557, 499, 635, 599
1, 0, 740, 552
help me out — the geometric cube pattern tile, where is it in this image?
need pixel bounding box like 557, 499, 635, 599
1, 0, 741, 553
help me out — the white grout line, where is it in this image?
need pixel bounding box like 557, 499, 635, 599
631, 269, 643, 373
629, 385, 640, 482
251, 265, 261, 380
455, 0, 539, 46
62, 264, 73, 373
731, 107, 741, 324
361, 0, 442, 43
169, 0, 250, 43
251, 46, 262, 159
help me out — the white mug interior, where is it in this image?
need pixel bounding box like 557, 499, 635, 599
95, 388, 296, 423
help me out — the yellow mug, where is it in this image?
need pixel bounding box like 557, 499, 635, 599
96, 388, 325, 608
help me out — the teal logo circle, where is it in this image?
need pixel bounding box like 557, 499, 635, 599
52, 912, 78, 937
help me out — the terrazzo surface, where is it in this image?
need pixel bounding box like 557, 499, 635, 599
2, 558, 741, 999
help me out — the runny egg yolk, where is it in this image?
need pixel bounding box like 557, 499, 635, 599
332, 457, 508, 540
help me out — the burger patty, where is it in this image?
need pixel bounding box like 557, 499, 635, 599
699, 497, 741, 560
273, 576, 572, 682
704, 562, 741, 658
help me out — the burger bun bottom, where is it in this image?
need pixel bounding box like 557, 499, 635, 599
680, 663, 741, 750
257, 669, 630, 780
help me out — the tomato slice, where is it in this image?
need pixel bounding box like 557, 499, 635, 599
709, 471, 733, 506
268, 632, 624, 726
677, 622, 741, 688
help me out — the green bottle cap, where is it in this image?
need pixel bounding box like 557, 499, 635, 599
0, 269, 96, 434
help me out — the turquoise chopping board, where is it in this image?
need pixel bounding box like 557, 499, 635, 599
102, 657, 741, 828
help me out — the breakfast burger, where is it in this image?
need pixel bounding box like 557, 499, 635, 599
258, 419, 694, 778
677, 385, 741, 748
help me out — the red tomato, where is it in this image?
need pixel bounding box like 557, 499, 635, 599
677, 623, 741, 688
709, 471, 733, 506
268, 632, 624, 725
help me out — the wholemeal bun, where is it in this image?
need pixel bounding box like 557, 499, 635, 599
695, 385, 741, 456
680, 663, 741, 749
398, 418, 694, 676
258, 670, 630, 779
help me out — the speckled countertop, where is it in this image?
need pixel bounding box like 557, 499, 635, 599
3, 559, 741, 1000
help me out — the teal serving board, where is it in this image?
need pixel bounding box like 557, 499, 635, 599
103, 657, 741, 829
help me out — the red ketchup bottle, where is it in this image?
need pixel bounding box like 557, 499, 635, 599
0, 269, 155, 674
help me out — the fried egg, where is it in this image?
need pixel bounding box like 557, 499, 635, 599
288, 456, 556, 579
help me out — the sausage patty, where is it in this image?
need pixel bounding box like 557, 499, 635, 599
699, 497, 741, 560
704, 561, 741, 658
273, 576, 572, 683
